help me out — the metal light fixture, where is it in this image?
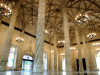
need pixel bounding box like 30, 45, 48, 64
58, 40, 65, 45
51, 51, 54, 53
93, 43, 100, 47
75, 13, 89, 23
87, 24, 96, 39
16, 33, 24, 43
44, 30, 48, 35
70, 47, 75, 50
96, 48, 100, 51
16, 37, 24, 43
61, 54, 65, 56
75, 0, 89, 24
87, 33, 96, 39
0, 3, 11, 17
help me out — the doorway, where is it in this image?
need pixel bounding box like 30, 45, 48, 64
76, 58, 86, 71
22, 55, 33, 71
62, 57, 65, 71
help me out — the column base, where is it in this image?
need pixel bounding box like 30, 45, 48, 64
0, 64, 7, 72
94, 69, 99, 71
86, 68, 90, 71
16, 68, 21, 71
33, 63, 43, 72
47, 69, 51, 71
66, 67, 72, 72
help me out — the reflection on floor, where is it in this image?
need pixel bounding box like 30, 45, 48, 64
0, 71, 100, 75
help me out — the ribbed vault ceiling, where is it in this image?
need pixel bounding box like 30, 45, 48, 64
4, 0, 100, 44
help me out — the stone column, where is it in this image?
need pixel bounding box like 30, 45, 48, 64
75, 26, 84, 72
71, 49, 75, 71
47, 39, 51, 71
16, 30, 24, 71
54, 29, 57, 71
86, 39, 92, 71
33, 0, 46, 72
63, 7, 72, 71
58, 45, 60, 71
59, 48, 62, 71
90, 43, 98, 71
74, 50, 77, 71
0, 4, 20, 71
0, 17, 2, 27
70, 42, 76, 71
82, 34, 90, 71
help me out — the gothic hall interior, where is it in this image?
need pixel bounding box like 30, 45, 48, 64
0, 0, 100, 73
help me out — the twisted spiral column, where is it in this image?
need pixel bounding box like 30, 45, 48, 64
86, 39, 92, 71
58, 48, 62, 71
16, 30, 24, 71
75, 26, 84, 72
89, 41, 98, 71
60, 49, 62, 71
82, 34, 90, 71
54, 29, 58, 71
33, 0, 46, 72
0, 6, 20, 71
63, 7, 72, 71
71, 50, 75, 71
58, 46, 60, 71
0, 17, 2, 27
47, 39, 51, 71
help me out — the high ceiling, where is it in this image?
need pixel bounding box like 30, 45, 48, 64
4, 0, 100, 44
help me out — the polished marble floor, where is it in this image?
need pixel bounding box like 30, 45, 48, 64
0, 71, 100, 75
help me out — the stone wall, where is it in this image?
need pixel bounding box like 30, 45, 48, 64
0, 23, 54, 71
0, 21, 99, 71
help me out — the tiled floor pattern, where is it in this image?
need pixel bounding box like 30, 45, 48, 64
0, 71, 100, 75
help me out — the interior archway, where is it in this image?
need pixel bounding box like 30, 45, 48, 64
22, 55, 33, 71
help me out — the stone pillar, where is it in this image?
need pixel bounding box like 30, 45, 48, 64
75, 26, 84, 72
0, 5, 20, 71
0, 17, 2, 27
54, 29, 57, 71
74, 50, 77, 71
16, 30, 24, 71
47, 39, 51, 71
59, 48, 62, 71
90, 43, 98, 71
58, 45, 61, 71
82, 34, 90, 71
33, 0, 46, 72
71, 49, 75, 71
86, 39, 92, 71
63, 7, 72, 71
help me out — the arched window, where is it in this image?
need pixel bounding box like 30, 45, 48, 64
7, 47, 16, 67
96, 52, 100, 70
23, 55, 33, 60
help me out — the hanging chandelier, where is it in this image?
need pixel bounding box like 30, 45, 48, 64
87, 23, 96, 39
16, 37, 24, 43
61, 54, 65, 56
58, 40, 65, 45
70, 47, 75, 50
75, 13, 89, 23
87, 33, 96, 39
96, 48, 100, 51
93, 43, 100, 47
0, 3, 11, 17
44, 30, 48, 35
75, 0, 89, 24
